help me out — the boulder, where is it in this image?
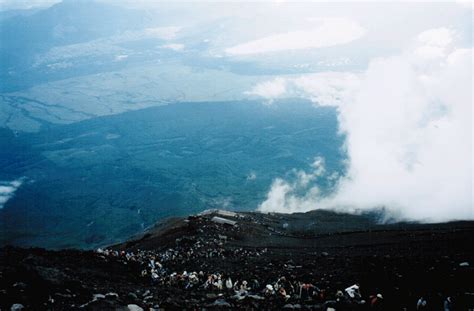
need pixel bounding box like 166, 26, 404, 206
105, 292, 119, 299
128, 292, 138, 300
93, 294, 106, 300
213, 299, 231, 307
10, 304, 25, 311
127, 304, 144, 311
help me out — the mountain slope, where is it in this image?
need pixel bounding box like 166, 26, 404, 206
2, 209, 474, 310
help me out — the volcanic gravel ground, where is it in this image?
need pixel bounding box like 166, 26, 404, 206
1, 210, 474, 310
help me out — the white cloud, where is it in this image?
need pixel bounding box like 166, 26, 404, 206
0, 0, 59, 11
160, 43, 185, 51
455, 0, 473, 9
225, 18, 365, 55
248, 72, 360, 107
247, 77, 287, 98
114, 54, 129, 61
258, 28, 473, 222
414, 46, 446, 60
417, 28, 454, 47
259, 157, 326, 214
414, 28, 456, 60
144, 26, 181, 40
0, 178, 24, 208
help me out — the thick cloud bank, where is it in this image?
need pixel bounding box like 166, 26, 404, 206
257, 28, 473, 222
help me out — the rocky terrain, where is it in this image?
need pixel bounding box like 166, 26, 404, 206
1, 209, 474, 310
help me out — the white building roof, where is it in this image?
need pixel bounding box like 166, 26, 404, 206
211, 216, 237, 226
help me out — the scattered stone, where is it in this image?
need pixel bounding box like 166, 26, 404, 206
206, 293, 217, 299
12, 282, 27, 290
93, 294, 105, 300
34, 266, 68, 286
10, 304, 24, 311
213, 299, 231, 307
127, 304, 144, 311
55, 292, 73, 298
248, 294, 264, 300
2, 211, 471, 310
105, 292, 119, 299
128, 292, 138, 300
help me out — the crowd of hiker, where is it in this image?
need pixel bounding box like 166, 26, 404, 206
89, 212, 470, 310
96, 246, 457, 310
3, 210, 471, 310
97, 247, 391, 309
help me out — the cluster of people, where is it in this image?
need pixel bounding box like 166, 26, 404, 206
96, 245, 388, 309
94, 215, 389, 309
417, 295, 455, 311
93, 214, 461, 310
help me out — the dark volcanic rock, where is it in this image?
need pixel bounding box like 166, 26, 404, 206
1, 210, 474, 310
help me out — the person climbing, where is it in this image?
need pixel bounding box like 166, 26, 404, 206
345, 284, 361, 299
417, 296, 428, 310
225, 277, 233, 291
251, 279, 260, 291
240, 280, 248, 291
279, 287, 290, 300
369, 293, 384, 309
444, 296, 453, 311
264, 284, 275, 296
